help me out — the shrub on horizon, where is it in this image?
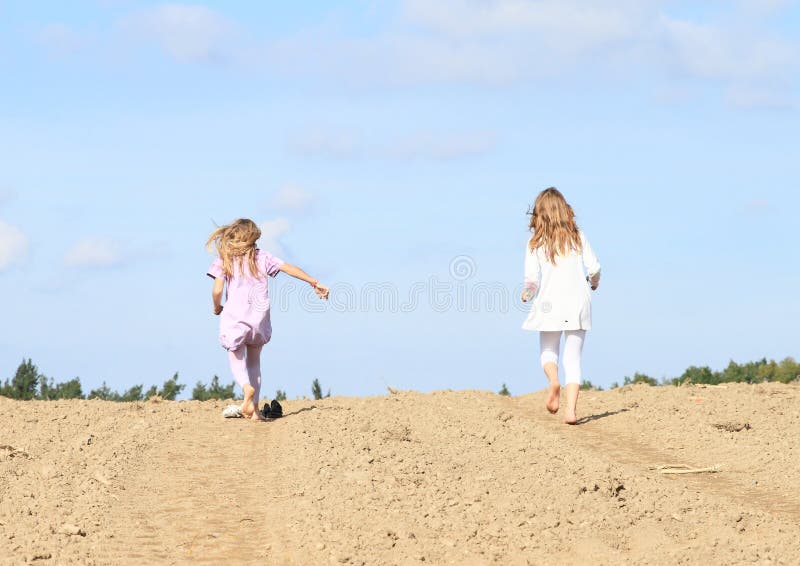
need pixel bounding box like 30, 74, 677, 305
192, 375, 236, 401
623, 372, 658, 386
0, 359, 40, 400
40, 376, 84, 400
311, 378, 330, 400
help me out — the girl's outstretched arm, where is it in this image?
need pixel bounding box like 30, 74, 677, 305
279, 262, 329, 299
211, 277, 224, 315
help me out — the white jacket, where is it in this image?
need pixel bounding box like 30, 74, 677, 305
522, 231, 601, 331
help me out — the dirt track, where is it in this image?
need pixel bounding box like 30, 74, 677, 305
2, 382, 800, 564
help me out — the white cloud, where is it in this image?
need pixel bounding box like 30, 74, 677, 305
737, 0, 792, 17
661, 15, 797, 82
0, 221, 28, 271
266, 0, 798, 106
47, 1, 800, 107
121, 3, 234, 63
64, 238, 123, 268
272, 185, 313, 212
259, 218, 291, 257
403, 0, 654, 48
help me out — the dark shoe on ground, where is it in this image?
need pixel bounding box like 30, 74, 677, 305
268, 399, 283, 419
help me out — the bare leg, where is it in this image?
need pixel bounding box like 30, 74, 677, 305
562, 330, 586, 425
227, 347, 261, 421
539, 331, 562, 414
543, 362, 560, 414
563, 383, 579, 424
245, 344, 264, 421
241, 383, 257, 418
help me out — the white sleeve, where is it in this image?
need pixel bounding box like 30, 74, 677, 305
524, 241, 540, 293
580, 232, 601, 280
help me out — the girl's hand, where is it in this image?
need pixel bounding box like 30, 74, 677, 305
313, 283, 330, 300
214, 304, 223, 315
521, 285, 537, 303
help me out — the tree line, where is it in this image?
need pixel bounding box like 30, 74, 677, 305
0, 359, 332, 402
589, 356, 799, 391
497, 356, 799, 394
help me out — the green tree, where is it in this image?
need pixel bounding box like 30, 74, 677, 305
623, 372, 658, 386
776, 357, 800, 383
40, 376, 84, 400
88, 382, 144, 401
157, 373, 185, 401
118, 384, 144, 402
580, 380, 603, 391
192, 376, 235, 401
275, 389, 287, 401
192, 381, 208, 400
311, 379, 330, 400
1, 359, 41, 400
673, 365, 716, 385
498, 383, 511, 396
311, 378, 323, 400
88, 382, 120, 401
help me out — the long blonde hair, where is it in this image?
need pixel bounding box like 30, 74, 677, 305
528, 187, 582, 263
206, 218, 261, 279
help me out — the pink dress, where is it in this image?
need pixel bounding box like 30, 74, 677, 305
207, 250, 284, 351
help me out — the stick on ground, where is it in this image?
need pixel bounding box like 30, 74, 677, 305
651, 464, 722, 475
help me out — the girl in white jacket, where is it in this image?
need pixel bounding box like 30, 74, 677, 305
522, 188, 601, 424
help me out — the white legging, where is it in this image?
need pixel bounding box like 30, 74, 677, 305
228, 344, 263, 406
540, 330, 586, 385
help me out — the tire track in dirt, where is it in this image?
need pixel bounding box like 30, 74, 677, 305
97, 409, 291, 564
511, 390, 800, 523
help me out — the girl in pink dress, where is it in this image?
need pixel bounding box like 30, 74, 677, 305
206, 218, 329, 421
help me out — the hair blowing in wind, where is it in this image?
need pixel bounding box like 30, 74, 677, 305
206, 218, 262, 279
528, 187, 583, 264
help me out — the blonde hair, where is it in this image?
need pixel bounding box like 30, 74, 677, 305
206, 218, 261, 279
528, 187, 582, 263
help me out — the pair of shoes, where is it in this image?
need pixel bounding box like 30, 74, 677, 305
260, 399, 283, 419
222, 404, 243, 418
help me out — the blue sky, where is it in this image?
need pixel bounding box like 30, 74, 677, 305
1, 1, 798, 398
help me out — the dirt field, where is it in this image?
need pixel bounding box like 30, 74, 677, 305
2, 382, 799, 565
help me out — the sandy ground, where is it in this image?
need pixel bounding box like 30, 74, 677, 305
2, 382, 800, 565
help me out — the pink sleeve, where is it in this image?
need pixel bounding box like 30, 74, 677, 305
207, 258, 224, 279
262, 251, 284, 278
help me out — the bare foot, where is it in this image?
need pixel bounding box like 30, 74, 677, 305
249, 410, 266, 422
241, 385, 257, 418
563, 383, 579, 424
546, 382, 561, 414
